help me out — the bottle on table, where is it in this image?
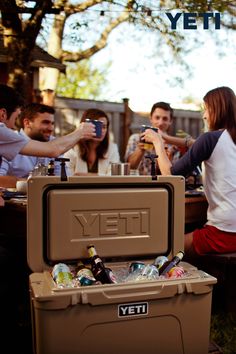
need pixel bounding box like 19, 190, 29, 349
87, 245, 116, 284
158, 251, 185, 276
47, 159, 55, 176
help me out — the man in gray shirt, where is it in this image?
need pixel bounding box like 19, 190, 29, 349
0, 103, 67, 177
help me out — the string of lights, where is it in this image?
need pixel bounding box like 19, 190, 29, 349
0, 1, 233, 18
96, 8, 224, 17
74, 1, 234, 16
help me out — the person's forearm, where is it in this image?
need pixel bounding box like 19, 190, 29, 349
153, 143, 172, 175
47, 131, 82, 157
162, 134, 195, 148
20, 123, 94, 158
127, 148, 145, 169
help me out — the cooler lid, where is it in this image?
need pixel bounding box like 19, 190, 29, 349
27, 175, 185, 272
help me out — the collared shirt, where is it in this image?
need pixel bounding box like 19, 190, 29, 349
124, 133, 180, 175
0, 123, 29, 163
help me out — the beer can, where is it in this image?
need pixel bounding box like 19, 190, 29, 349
153, 256, 169, 269
105, 268, 118, 284
138, 264, 159, 280
52, 263, 73, 287
140, 125, 158, 151
77, 268, 97, 286
129, 262, 145, 273
78, 275, 97, 286
167, 266, 185, 279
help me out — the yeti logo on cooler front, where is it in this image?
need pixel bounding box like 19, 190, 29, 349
118, 302, 148, 318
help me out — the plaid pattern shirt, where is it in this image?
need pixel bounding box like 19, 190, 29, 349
124, 133, 180, 175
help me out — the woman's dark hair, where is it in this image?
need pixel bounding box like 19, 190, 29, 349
203, 86, 236, 143
0, 84, 25, 119
150, 101, 173, 119
78, 108, 109, 161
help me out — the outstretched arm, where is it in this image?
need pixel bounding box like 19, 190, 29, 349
20, 122, 95, 157
160, 132, 195, 149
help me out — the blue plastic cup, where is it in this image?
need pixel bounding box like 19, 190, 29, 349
86, 119, 103, 138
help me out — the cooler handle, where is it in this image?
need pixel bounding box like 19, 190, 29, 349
73, 282, 184, 305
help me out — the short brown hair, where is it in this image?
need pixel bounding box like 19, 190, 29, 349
150, 102, 174, 119
18, 103, 55, 128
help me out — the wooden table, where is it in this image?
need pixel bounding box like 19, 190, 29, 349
0, 199, 27, 237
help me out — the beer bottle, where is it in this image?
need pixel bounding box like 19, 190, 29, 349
87, 245, 114, 284
47, 159, 55, 176
158, 251, 185, 276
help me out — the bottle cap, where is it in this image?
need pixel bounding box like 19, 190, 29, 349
176, 251, 185, 259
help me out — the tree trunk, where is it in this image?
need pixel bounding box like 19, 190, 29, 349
6, 38, 33, 102
40, 13, 66, 93
1, 0, 53, 101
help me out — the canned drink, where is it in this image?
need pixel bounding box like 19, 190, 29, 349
153, 256, 169, 269
77, 268, 97, 286
129, 262, 145, 273
78, 275, 97, 286
138, 264, 159, 280
140, 125, 158, 150
52, 263, 73, 288
167, 266, 185, 279
105, 268, 118, 284
52, 263, 71, 279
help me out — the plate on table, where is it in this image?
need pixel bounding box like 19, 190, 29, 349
185, 189, 205, 198
2, 190, 27, 200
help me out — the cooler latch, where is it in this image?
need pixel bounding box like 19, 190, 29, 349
55, 157, 70, 181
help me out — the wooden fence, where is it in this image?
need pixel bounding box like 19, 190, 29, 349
54, 96, 203, 161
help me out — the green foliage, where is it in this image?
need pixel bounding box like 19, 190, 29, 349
56, 60, 111, 99
211, 312, 236, 354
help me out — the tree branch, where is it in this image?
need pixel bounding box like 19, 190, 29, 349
62, 11, 129, 61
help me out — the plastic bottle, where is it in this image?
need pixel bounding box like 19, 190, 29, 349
158, 251, 185, 276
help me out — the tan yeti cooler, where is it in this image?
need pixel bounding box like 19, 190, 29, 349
27, 175, 216, 354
